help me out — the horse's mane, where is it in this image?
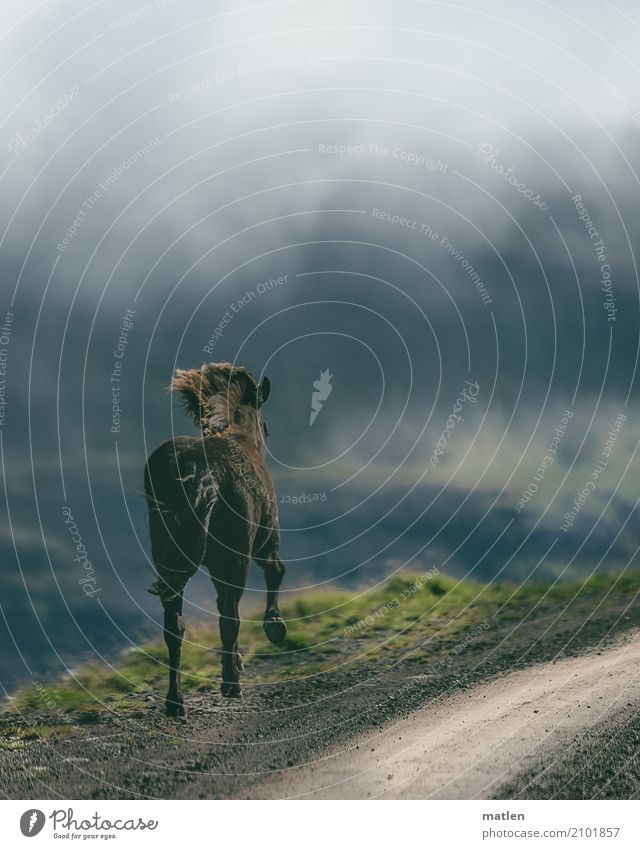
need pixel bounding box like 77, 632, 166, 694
170, 364, 257, 432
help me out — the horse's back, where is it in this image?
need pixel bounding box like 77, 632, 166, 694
144, 434, 276, 572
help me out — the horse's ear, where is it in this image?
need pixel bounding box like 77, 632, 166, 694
258, 376, 271, 407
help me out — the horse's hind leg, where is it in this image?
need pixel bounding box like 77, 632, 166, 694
259, 556, 287, 645
163, 589, 186, 717
213, 560, 248, 698
148, 506, 202, 717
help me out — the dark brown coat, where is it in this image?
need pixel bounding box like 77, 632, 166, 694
144, 363, 286, 715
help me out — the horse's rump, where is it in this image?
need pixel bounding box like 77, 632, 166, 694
144, 439, 219, 601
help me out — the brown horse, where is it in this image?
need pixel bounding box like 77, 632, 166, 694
144, 363, 286, 716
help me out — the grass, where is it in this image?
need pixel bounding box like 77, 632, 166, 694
0, 723, 74, 750
5, 569, 640, 719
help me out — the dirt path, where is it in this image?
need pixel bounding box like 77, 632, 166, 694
247, 634, 640, 799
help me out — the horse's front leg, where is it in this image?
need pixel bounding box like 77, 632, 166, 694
261, 556, 287, 645
163, 591, 186, 717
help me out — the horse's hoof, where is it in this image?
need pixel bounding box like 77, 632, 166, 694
165, 697, 186, 718
220, 681, 242, 698
263, 617, 287, 645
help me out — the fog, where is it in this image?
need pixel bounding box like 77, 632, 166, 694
1, 0, 639, 689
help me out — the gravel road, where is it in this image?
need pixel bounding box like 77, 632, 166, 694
248, 634, 640, 798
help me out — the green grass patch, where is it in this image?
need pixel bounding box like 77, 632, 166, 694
0, 723, 74, 749
6, 570, 640, 716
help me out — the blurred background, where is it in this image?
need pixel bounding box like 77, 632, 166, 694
1, 0, 639, 691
